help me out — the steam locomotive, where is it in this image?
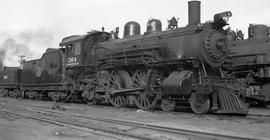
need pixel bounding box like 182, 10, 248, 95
225, 24, 270, 106
0, 1, 248, 115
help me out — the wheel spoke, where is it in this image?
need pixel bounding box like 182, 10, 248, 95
146, 98, 150, 107
108, 71, 131, 108
110, 94, 127, 107
132, 69, 158, 110
116, 96, 119, 105
139, 96, 143, 104
142, 98, 145, 107
118, 96, 122, 105
121, 96, 125, 104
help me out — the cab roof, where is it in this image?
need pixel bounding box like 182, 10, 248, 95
59, 35, 86, 46
59, 31, 108, 46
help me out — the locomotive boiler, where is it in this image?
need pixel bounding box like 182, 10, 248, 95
226, 24, 270, 106
59, 1, 247, 114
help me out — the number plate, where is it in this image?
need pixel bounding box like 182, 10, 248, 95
67, 57, 79, 66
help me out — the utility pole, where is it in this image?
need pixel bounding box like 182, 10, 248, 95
19, 55, 25, 69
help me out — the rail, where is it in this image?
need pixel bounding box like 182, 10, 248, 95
0, 109, 156, 140
28, 107, 261, 140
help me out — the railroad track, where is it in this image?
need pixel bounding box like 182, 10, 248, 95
26, 107, 263, 140
248, 113, 270, 118
0, 97, 268, 140
0, 108, 159, 140
1, 97, 270, 118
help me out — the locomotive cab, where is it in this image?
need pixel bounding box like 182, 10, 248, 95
60, 35, 83, 67
60, 31, 110, 67
65, 42, 81, 66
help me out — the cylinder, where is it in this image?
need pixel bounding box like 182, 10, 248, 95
123, 21, 141, 38
188, 1, 201, 26
162, 71, 192, 96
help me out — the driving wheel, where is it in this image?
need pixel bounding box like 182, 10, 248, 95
132, 69, 161, 110
107, 70, 132, 107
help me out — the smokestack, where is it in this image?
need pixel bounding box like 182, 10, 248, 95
188, 1, 201, 26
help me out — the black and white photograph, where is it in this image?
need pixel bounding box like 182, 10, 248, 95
0, 0, 269, 139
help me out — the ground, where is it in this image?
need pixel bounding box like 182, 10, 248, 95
0, 97, 269, 140
0, 116, 121, 140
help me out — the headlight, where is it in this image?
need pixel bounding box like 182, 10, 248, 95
222, 16, 229, 23
214, 11, 232, 23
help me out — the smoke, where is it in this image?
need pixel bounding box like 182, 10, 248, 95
0, 29, 59, 67
0, 38, 32, 68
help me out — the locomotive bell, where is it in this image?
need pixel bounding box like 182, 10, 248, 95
248, 24, 268, 39
146, 19, 162, 33
124, 21, 141, 38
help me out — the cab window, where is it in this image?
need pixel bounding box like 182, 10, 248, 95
74, 42, 81, 55
66, 45, 73, 55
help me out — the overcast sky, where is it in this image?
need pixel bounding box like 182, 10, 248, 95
0, 0, 270, 66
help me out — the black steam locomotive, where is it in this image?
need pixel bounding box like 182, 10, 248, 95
225, 24, 270, 106
0, 1, 248, 115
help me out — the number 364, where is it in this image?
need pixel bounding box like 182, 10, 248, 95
68, 57, 77, 63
